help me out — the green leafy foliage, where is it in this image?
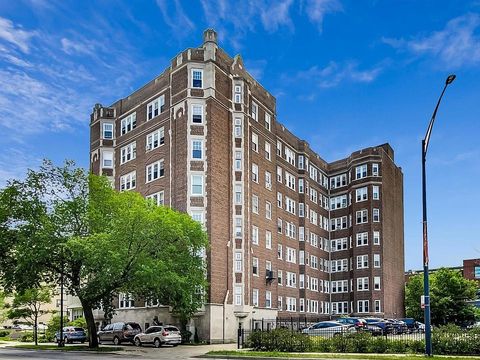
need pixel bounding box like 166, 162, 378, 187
0, 160, 209, 348
6, 287, 52, 345
405, 268, 479, 326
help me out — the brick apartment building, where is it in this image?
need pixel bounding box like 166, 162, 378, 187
89, 29, 405, 342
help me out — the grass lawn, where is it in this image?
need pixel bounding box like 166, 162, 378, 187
205, 350, 480, 360
13, 344, 123, 352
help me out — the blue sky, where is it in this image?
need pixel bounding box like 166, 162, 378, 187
0, 0, 479, 270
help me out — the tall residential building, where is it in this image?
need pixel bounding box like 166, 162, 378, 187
89, 29, 404, 342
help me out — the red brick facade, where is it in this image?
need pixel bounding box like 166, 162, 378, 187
90, 29, 405, 342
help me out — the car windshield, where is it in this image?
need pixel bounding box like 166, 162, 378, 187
74, 328, 84, 332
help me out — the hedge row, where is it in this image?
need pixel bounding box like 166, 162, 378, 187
245, 328, 480, 355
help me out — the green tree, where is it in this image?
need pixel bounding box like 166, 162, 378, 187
6, 287, 52, 345
405, 268, 479, 325
0, 160, 208, 348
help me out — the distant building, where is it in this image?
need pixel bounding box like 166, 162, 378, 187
89, 29, 405, 342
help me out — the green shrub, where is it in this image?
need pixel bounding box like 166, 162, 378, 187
366, 336, 388, 353
20, 333, 33, 342
0, 330, 10, 337
246, 328, 311, 352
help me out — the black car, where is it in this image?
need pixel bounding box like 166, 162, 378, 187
399, 318, 419, 332
364, 318, 394, 334
336, 317, 367, 329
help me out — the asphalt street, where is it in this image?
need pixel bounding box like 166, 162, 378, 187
0, 343, 237, 360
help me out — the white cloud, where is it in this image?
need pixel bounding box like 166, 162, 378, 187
0, 16, 36, 53
60, 37, 97, 56
156, 0, 195, 36
382, 13, 480, 67
304, 0, 342, 31
260, 0, 295, 32
290, 61, 383, 88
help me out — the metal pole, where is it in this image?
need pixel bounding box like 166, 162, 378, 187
421, 75, 456, 357
59, 247, 65, 347
422, 140, 432, 356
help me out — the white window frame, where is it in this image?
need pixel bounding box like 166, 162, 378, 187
191, 69, 203, 88
147, 95, 165, 120
146, 160, 165, 183
191, 174, 204, 195
103, 122, 114, 139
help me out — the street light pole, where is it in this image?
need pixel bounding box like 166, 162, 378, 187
422, 74, 456, 356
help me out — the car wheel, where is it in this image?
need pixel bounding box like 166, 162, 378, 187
81, 340, 85, 344
113, 336, 120, 345
134, 338, 142, 347
154, 338, 162, 348
173, 344, 178, 347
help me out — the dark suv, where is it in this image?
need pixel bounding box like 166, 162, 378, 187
97, 322, 142, 345
336, 317, 366, 329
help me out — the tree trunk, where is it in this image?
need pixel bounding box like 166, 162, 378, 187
34, 313, 38, 346
79, 298, 98, 348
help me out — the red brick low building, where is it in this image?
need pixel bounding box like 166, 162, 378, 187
90, 29, 405, 342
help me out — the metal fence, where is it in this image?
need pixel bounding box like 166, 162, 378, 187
238, 319, 480, 354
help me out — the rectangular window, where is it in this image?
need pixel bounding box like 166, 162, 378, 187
374, 276, 381, 290
265, 230, 272, 249
234, 118, 242, 137
286, 247, 296, 264
103, 123, 114, 139
357, 254, 369, 269
285, 147, 296, 166
192, 104, 203, 123
372, 163, 379, 176
277, 192, 282, 208
191, 175, 203, 195
235, 184, 242, 204
265, 201, 272, 219
286, 272, 296, 287
235, 217, 242, 237
373, 208, 380, 222
191, 211, 204, 225
102, 151, 113, 168
252, 195, 259, 214
373, 185, 380, 200
285, 196, 296, 215
234, 85, 242, 103
286, 297, 296, 312
374, 254, 381, 268
120, 171, 136, 191
265, 291, 272, 308
278, 296, 283, 310
357, 277, 369, 291
285, 172, 296, 191
298, 178, 304, 193
192, 139, 203, 159
234, 286, 242, 305
277, 218, 282, 233
252, 289, 259, 306
120, 142, 136, 165
252, 226, 259, 245
276, 140, 282, 156
356, 232, 368, 247
192, 69, 203, 88
119, 293, 134, 308
265, 171, 272, 190
252, 257, 259, 275
251, 133, 258, 152
277, 166, 282, 182
373, 231, 381, 245
235, 151, 242, 170
330, 195, 347, 209
146, 191, 164, 206
265, 113, 271, 130
265, 142, 271, 160
120, 113, 136, 135
277, 269, 283, 285
356, 187, 368, 202
358, 300, 369, 313
251, 102, 258, 121
355, 164, 368, 179
475, 266, 480, 279
356, 209, 368, 224
277, 244, 283, 259
235, 252, 242, 273
252, 163, 258, 183
146, 160, 165, 182
146, 127, 165, 151
375, 300, 381, 313
147, 95, 165, 120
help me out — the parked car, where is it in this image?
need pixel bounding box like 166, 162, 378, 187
301, 321, 356, 337
399, 318, 419, 332
97, 322, 142, 345
54, 326, 87, 344
336, 317, 367, 329
364, 318, 394, 334
362, 323, 384, 336
133, 325, 182, 348
387, 319, 408, 334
